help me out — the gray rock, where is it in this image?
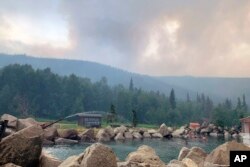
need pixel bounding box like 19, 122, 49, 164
0, 125, 43, 167
124, 132, 133, 139
115, 132, 125, 140
55, 138, 78, 145
132, 132, 142, 139
1, 114, 17, 129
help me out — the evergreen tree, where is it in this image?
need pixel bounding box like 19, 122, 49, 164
242, 94, 248, 112
129, 78, 134, 91
169, 88, 176, 109
186, 93, 190, 102
237, 97, 242, 109
132, 109, 138, 127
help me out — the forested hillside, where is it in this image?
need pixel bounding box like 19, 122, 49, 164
0, 64, 248, 126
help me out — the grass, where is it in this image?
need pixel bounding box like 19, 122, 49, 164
34, 117, 159, 130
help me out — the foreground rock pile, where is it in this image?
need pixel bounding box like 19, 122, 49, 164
1, 114, 249, 167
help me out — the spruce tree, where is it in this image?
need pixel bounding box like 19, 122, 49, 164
169, 88, 176, 109
129, 78, 134, 91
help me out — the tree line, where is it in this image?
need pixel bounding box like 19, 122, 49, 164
0, 64, 248, 126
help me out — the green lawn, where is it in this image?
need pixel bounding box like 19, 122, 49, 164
34, 117, 159, 130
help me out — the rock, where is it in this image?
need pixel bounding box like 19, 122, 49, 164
1, 114, 17, 129
232, 133, 239, 138
44, 127, 58, 141
57, 129, 79, 140
182, 158, 198, 167
17, 118, 40, 130
55, 138, 78, 145
39, 151, 62, 167
224, 131, 230, 139
80, 143, 118, 167
159, 123, 170, 136
185, 147, 207, 167
43, 139, 55, 145
106, 126, 115, 138
209, 133, 218, 137
0, 163, 21, 167
124, 132, 133, 139
125, 145, 166, 167
172, 127, 185, 137
114, 125, 127, 135
138, 128, 147, 135
58, 155, 81, 167
96, 129, 111, 142
143, 132, 151, 138
168, 160, 187, 167
0, 125, 43, 167
148, 129, 157, 134
205, 140, 250, 166
115, 132, 125, 140
132, 132, 142, 139
152, 132, 163, 138
2, 128, 15, 138
79, 129, 95, 142
178, 147, 190, 161
168, 127, 174, 133
200, 128, 209, 135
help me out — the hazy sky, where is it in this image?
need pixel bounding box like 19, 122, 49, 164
0, 0, 250, 77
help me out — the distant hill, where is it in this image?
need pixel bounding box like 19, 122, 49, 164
0, 53, 250, 105
157, 76, 250, 105
0, 54, 191, 99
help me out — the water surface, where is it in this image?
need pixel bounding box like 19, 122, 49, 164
44, 137, 235, 163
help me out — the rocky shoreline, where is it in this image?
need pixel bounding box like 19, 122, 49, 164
0, 114, 249, 167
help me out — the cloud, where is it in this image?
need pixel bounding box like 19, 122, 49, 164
0, 0, 250, 76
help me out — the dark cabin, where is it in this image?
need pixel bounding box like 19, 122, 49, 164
76, 113, 102, 128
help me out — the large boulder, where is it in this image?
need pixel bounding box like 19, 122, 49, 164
44, 127, 58, 141
182, 158, 198, 167
185, 147, 207, 167
124, 132, 133, 139
115, 132, 125, 140
60, 143, 117, 167
178, 147, 190, 161
0, 163, 21, 167
80, 143, 117, 167
58, 155, 81, 167
55, 138, 78, 145
148, 129, 157, 134
96, 129, 111, 142
143, 132, 151, 138
0, 125, 43, 167
205, 140, 250, 166
39, 151, 62, 167
105, 126, 115, 138
79, 129, 95, 142
114, 125, 127, 135
172, 126, 185, 137
159, 123, 170, 137
152, 132, 163, 138
1, 114, 18, 129
124, 145, 166, 167
132, 132, 142, 139
17, 118, 40, 131
168, 160, 187, 167
58, 129, 79, 140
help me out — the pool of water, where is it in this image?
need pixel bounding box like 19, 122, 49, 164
43, 137, 236, 163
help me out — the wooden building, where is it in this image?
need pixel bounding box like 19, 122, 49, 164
76, 113, 102, 128
240, 116, 250, 133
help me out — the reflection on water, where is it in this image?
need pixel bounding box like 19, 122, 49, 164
44, 137, 237, 163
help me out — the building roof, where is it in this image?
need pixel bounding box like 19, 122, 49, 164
240, 116, 250, 122
76, 113, 102, 118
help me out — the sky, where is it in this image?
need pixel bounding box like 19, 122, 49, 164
0, 0, 250, 77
